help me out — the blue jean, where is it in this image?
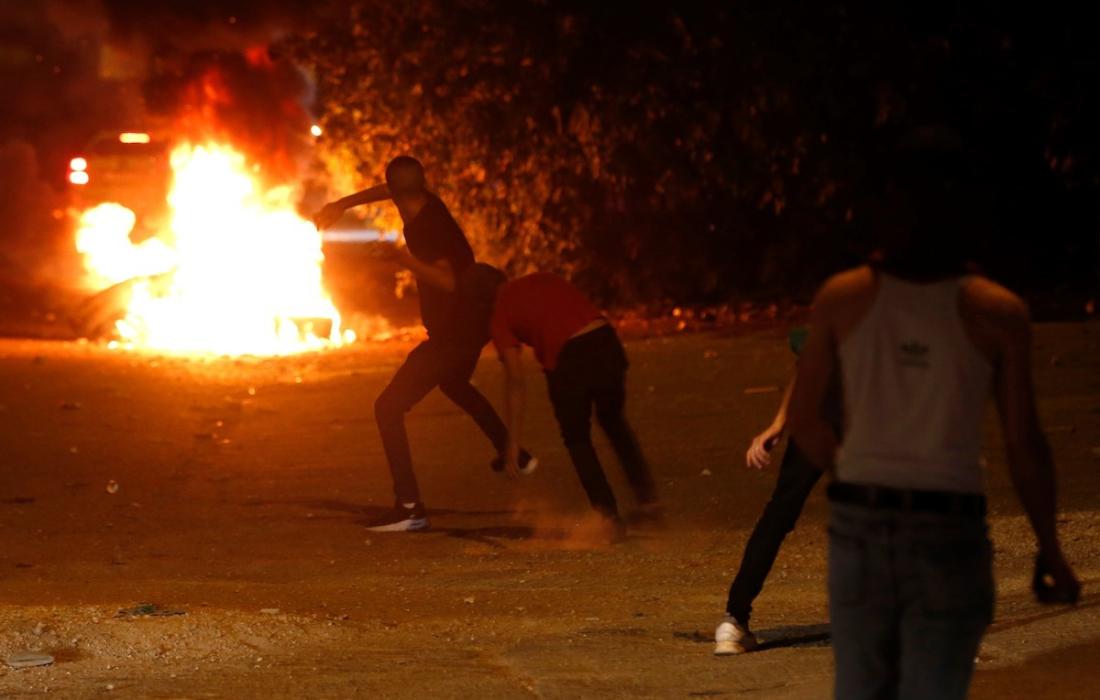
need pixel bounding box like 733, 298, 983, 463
829, 501, 994, 700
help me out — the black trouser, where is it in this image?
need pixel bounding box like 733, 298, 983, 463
545, 325, 656, 518
725, 440, 823, 624
374, 339, 507, 504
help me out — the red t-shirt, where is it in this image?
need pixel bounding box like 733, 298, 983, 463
490, 273, 604, 370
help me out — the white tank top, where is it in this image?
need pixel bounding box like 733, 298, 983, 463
836, 273, 992, 494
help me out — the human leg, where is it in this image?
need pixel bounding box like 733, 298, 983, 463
374, 341, 447, 505
829, 503, 904, 700
725, 441, 823, 624
546, 364, 618, 518
438, 345, 509, 452
896, 515, 993, 700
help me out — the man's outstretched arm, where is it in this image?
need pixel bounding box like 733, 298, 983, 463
787, 292, 840, 471
994, 301, 1079, 603
313, 183, 391, 230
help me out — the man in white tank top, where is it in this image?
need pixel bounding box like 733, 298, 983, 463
788, 127, 1079, 700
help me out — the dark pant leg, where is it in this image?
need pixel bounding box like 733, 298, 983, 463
437, 346, 509, 453
546, 359, 619, 518
374, 341, 449, 504
590, 333, 656, 505
725, 440, 823, 623
897, 517, 993, 700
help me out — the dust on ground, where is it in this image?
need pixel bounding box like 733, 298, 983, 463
1, 324, 1098, 698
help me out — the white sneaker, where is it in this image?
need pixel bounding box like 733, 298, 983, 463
490, 450, 539, 475
714, 616, 758, 655
366, 502, 430, 532
518, 455, 539, 475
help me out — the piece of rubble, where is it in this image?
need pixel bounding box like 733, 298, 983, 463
5, 652, 54, 669
105, 480, 120, 495
117, 603, 186, 619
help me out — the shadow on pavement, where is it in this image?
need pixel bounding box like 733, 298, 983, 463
756, 623, 831, 650
675, 622, 831, 651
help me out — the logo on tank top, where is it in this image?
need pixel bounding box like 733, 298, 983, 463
898, 340, 931, 368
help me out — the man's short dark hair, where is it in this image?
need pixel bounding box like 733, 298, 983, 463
385, 156, 426, 197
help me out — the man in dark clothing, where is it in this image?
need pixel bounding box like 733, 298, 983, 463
715, 327, 843, 654
314, 157, 534, 531
462, 265, 659, 542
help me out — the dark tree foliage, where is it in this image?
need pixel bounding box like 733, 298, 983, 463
289, 1, 1100, 304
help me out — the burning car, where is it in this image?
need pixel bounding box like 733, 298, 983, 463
67, 128, 172, 244
69, 137, 347, 355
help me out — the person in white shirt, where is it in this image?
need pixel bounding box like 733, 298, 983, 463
788, 127, 1079, 700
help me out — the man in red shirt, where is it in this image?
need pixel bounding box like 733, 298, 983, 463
462, 264, 659, 539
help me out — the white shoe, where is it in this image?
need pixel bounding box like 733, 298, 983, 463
366, 502, 430, 532
518, 455, 539, 475
490, 451, 539, 475
714, 616, 758, 655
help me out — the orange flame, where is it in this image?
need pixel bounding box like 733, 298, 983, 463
76, 142, 346, 356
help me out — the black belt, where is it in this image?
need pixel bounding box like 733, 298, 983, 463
828, 481, 986, 518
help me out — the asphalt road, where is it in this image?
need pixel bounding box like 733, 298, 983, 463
0, 325, 1097, 698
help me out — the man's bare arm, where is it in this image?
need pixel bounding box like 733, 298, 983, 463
787, 302, 839, 471
337, 183, 392, 209
993, 299, 1079, 602
313, 183, 392, 230
746, 375, 795, 470
500, 347, 526, 477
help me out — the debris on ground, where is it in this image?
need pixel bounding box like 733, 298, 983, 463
105, 480, 120, 495
117, 603, 187, 619
5, 652, 55, 669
